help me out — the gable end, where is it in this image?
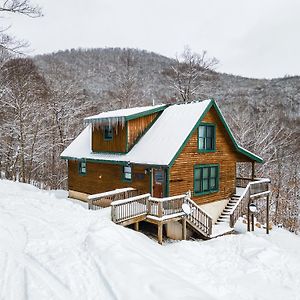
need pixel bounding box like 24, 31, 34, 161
168, 99, 263, 167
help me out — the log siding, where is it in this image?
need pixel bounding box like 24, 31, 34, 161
68, 160, 150, 196
169, 106, 251, 205
91, 112, 159, 153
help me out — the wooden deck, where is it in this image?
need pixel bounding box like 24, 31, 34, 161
88, 177, 271, 244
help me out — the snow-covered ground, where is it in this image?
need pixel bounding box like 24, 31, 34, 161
0, 180, 299, 300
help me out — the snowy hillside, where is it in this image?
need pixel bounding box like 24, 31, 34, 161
0, 180, 299, 300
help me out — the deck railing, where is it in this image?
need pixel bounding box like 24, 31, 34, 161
110, 192, 213, 237
230, 178, 270, 228
111, 194, 149, 223
148, 195, 186, 218
88, 187, 138, 210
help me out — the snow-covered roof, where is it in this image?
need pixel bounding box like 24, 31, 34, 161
84, 104, 166, 124
61, 99, 263, 166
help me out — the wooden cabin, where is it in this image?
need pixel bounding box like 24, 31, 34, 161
61, 99, 270, 241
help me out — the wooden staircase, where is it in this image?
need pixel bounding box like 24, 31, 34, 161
216, 194, 241, 225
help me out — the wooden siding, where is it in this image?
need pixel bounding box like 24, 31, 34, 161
170, 106, 252, 205
91, 112, 159, 153
127, 113, 158, 149
68, 161, 150, 195
92, 124, 127, 153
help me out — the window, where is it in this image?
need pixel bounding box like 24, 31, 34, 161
198, 124, 215, 151
123, 165, 132, 181
79, 159, 87, 175
104, 125, 113, 140
194, 164, 219, 195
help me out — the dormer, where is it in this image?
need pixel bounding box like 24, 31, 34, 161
84, 105, 166, 153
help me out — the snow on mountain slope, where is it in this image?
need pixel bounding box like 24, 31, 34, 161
0, 179, 299, 300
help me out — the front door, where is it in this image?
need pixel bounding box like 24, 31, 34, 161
152, 169, 165, 198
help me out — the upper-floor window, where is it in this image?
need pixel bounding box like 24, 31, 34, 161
79, 159, 87, 175
123, 165, 132, 181
194, 164, 219, 195
104, 125, 113, 140
198, 124, 215, 152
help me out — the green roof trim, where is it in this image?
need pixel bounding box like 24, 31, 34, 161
84, 105, 168, 124
61, 155, 169, 168
125, 105, 168, 121
168, 99, 263, 167
61, 156, 127, 165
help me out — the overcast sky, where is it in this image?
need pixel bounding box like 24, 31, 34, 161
6, 0, 300, 79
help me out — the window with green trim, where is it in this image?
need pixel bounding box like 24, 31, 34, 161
79, 159, 87, 175
194, 164, 219, 195
104, 125, 113, 140
123, 165, 132, 181
198, 124, 215, 151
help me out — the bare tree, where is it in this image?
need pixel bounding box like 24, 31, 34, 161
0, 0, 42, 53
222, 99, 300, 233
0, 0, 41, 17
164, 46, 218, 102
0, 58, 48, 183
108, 49, 144, 108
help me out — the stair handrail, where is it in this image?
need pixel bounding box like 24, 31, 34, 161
229, 178, 270, 227
184, 197, 213, 236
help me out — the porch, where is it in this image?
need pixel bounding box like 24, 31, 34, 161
88, 176, 271, 244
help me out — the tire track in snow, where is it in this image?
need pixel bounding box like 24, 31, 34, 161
0, 252, 9, 300
84, 235, 119, 300
0, 210, 73, 300
23, 254, 73, 300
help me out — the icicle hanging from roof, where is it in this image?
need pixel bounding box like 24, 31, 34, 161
87, 116, 126, 129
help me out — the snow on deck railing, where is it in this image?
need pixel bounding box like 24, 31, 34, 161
88, 188, 135, 200
229, 178, 271, 227
88, 187, 138, 210
111, 194, 151, 206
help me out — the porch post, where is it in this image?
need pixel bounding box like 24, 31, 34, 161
182, 218, 187, 240
134, 222, 139, 232
251, 161, 255, 180
247, 202, 251, 232
158, 223, 163, 244
266, 194, 270, 234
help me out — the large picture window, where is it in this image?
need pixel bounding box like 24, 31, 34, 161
194, 164, 219, 195
198, 124, 215, 152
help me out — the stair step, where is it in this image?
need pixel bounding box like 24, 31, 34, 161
221, 211, 231, 215
217, 219, 230, 224
219, 217, 230, 221
228, 199, 237, 203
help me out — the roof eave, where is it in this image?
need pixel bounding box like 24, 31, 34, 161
84, 105, 168, 124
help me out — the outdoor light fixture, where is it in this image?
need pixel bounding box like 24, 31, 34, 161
249, 203, 257, 213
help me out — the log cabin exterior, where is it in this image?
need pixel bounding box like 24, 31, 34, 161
61, 99, 270, 241
61, 99, 262, 203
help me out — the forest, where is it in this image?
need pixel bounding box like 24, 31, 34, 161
0, 1, 299, 233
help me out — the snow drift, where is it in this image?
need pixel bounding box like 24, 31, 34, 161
0, 179, 299, 300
